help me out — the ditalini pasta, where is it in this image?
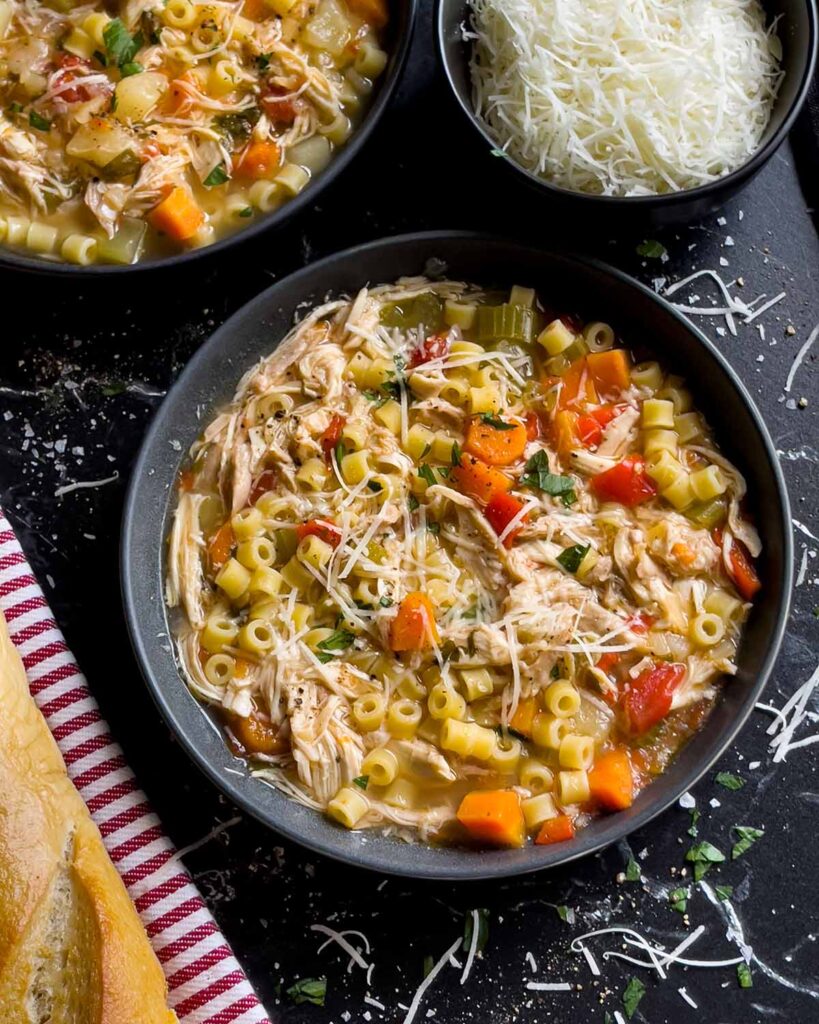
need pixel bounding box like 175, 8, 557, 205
167, 277, 762, 848
0, 0, 387, 264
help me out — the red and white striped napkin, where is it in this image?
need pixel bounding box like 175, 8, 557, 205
0, 509, 272, 1024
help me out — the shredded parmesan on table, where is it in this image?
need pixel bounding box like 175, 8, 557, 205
470, 0, 783, 196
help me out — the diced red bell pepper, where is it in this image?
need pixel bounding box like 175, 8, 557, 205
409, 332, 450, 369
261, 85, 302, 124
484, 491, 527, 547
297, 520, 341, 548
623, 662, 686, 734
713, 528, 761, 600
524, 411, 541, 441
248, 468, 277, 504
576, 404, 624, 448
320, 414, 346, 462
591, 455, 657, 506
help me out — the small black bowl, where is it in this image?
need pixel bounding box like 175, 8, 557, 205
436, 0, 818, 227
0, 0, 416, 277
121, 231, 792, 880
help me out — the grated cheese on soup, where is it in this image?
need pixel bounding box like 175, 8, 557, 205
469, 0, 784, 196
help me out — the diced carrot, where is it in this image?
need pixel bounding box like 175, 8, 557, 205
345, 0, 388, 27
510, 696, 537, 738
535, 814, 575, 845
586, 350, 631, 396
464, 416, 528, 466
456, 790, 525, 848
230, 711, 288, 755
233, 658, 252, 679
588, 748, 634, 811
233, 140, 281, 180
149, 187, 204, 242
208, 522, 234, 571
557, 357, 598, 409
241, 0, 267, 20
451, 454, 512, 504
671, 542, 697, 568
484, 491, 527, 547
552, 410, 579, 458
389, 592, 439, 651
524, 411, 541, 441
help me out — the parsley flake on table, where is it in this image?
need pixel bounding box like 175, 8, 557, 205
556, 905, 575, 924
685, 840, 725, 881
687, 808, 701, 837
715, 771, 745, 790
625, 858, 641, 882
462, 908, 490, 953
737, 963, 753, 989
731, 826, 764, 859
622, 977, 646, 1019
715, 884, 734, 901
286, 977, 327, 1006
636, 239, 667, 259
669, 886, 688, 913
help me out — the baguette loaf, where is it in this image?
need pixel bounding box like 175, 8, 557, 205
0, 608, 178, 1024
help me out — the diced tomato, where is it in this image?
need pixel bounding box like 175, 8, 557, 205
296, 519, 341, 548
53, 54, 106, 104
535, 814, 575, 845
178, 469, 195, 492
261, 85, 302, 125
713, 528, 761, 600
207, 522, 234, 572
248, 469, 277, 504
627, 612, 654, 635
320, 414, 346, 462
623, 662, 686, 734
408, 332, 450, 369
591, 455, 657, 506
484, 491, 527, 547
576, 404, 624, 448
524, 411, 541, 441
596, 651, 619, 676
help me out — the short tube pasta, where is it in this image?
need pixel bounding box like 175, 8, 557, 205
542, 680, 581, 718
352, 693, 386, 732
690, 612, 725, 646
558, 734, 595, 771
387, 699, 422, 738
361, 748, 398, 787
428, 683, 466, 720
558, 769, 590, 805
327, 787, 368, 828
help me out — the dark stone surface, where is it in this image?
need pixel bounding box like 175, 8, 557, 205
1, 8, 817, 1023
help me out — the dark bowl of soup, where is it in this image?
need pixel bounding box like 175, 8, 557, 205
0, 0, 416, 273
121, 231, 792, 879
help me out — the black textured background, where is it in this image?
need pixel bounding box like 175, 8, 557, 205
1, 9, 818, 1023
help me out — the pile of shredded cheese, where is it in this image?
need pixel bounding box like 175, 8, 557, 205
470, 0, 784, 195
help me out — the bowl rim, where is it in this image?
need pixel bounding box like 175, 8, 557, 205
0, 0, 418, 277
434, 0, 819, 207
121, 229, 793, 880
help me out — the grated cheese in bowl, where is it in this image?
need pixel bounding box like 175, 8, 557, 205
469, 0, 784, 197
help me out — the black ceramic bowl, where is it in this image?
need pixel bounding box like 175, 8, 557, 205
121, 231, 792, 880
0, 0, 416, 277
436, 0, 818, 227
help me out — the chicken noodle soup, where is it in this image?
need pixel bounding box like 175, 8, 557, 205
167, 278, 762, 847
0, 0, 387, 265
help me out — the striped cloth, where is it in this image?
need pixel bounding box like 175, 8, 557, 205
0, 509, 271, 1024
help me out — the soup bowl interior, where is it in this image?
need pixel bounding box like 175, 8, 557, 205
121, 232, 792, 879
436, 0, 818, 221
0, 0, 417, 276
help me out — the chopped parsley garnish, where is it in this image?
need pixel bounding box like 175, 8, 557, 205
462, 908, 490, 953
408, 495, 420, 512
556, 905, 575, 924
636, 239, 667, 259
363, 388, 387, 405
8, 101, 22, 114
496, 724, 527, 743
352, 774, 369, 790
622, 977, 646, 1019
521, 451, 576, 505
427, 521, 440, 535
214, 107, 261, 145
737, 963, 753, 989
28, 110, 51, 131
479, 413, 515, 430
440, 639, 462, 663
286, 977, 327, 1006
315, 629, 354, 662
238, 207, 253, 218
731, 826, 763, 860
418, 463, 437, 487
550, 663, 562, 680
334, 439, 346, 466
669, 886, 688, 913
715, 771, 744, 790
120, 61, 143, 77
379, 596, 393, 607
687, 808, 701, 837
556, 543, 590, 574
451, 440, 463, 466
203, 164, 229, 187
93, 49, 108, 67
255, 52, 272, 69
103, 18, 143, 68
715, 884, 734, 901
685, 840, 725, 882
422, 955, 434, 978
625, 858, 641, 882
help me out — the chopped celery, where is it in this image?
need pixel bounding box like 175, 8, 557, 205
198, 495, 224, 533
561, 338, 589, 363
476, 303, 534, 345
275, 528, 299, 564
494, 341, 534, 377
101, 148, 141, 180
380, 292, 444, 332
686, 497, 728, 530
96, 217, 146, 265
509, 285, 536, 308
